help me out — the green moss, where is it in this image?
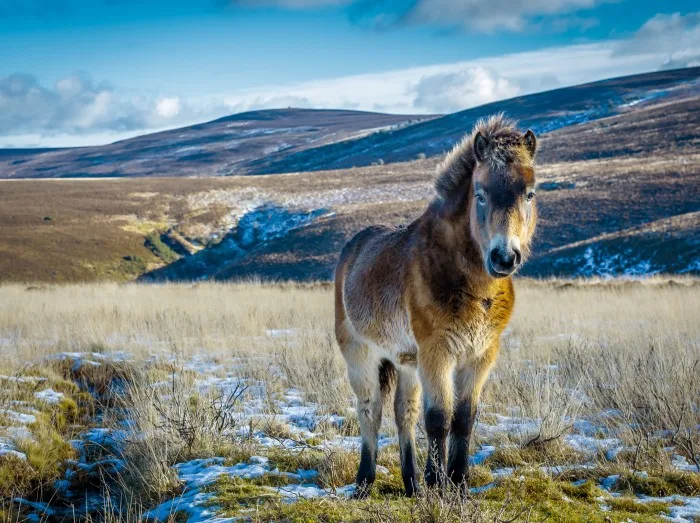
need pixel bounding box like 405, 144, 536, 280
481, 471, 669, 523
469, 465, 494, 488
207, 467, 676, 523
212, 484, 412, 523
372, 466, 405, 497
57, 396, 79, 423
0, 455, 39, 497
207, 476, 281, 510
145, 231, 180, 264
247, 473, 296, 488
19, 420, 76, 482
0, 419, 76, 500
560, 480, 605, 502
48, 378, 80, 395
608, 497, 671, 515
242, 498, 377, 523
663, 471, 700, 496
614, 471, 700, 497
264, 448, 358, 489
485, 441, 586, 468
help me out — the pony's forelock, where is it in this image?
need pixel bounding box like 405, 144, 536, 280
434, 114, 533, 199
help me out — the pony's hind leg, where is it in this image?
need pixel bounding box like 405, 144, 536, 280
342, 341, 386, 499
394, 365, 421, 496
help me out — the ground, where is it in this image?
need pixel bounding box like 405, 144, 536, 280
0, 279, 698, 522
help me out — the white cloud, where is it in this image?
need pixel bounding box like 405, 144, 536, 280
156, 97, 182, 119
405, 0, 608, 32
1, 11, 699, 147
0, 72, 232, 145
615, 12, 700, 70
412, 67, 521, 113
236, 0, 610, 32
231, 0, 350, 8
214, 40, 675, 116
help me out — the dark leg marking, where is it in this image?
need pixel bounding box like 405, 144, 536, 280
401, 441, 419, 497
448, 400, 477, 492
424, 406, 449, 488
354, 440, 377, 499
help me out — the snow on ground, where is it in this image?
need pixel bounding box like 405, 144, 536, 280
34, 388, 64, 404
6, 350, 699, 523
145, 455, 347, 522
0, 375, 47, 385
599, 475, 700, 522
0, 436, 26, 460
657, 495, 700, 522
0, 409, 37, 425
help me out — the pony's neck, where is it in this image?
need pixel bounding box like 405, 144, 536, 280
416, 195, 493, 298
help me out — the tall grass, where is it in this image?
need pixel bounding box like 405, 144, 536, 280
0, 278, 698, 518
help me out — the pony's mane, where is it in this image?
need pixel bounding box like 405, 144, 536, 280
434, 114, 532, 199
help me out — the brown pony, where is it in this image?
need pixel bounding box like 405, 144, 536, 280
334, 115, 538, 498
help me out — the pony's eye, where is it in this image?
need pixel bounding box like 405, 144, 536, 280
526, 192, 536, 202
476, 194, 486, 205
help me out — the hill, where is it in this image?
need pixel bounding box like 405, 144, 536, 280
0, 69, 697, 282
0, 109, 431, 179
2, 68, 698, 181
144, 91, 700, 281
254, 67, 700, 174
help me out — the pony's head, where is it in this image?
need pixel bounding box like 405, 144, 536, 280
436, 115, 538, 278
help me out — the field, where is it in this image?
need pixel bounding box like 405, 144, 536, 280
0, 279, 699, 522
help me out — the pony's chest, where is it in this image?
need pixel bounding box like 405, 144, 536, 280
442, 299, 503, 358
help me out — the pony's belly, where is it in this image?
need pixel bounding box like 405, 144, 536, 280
346, 308, 417, 361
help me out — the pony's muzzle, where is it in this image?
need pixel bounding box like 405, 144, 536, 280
488, 241, 521, 276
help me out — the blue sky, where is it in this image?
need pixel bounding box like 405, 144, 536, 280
1, 0, 699, 146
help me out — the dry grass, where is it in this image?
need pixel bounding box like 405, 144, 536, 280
0, 278, 698, 520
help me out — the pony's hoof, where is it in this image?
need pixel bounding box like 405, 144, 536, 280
352, 483, 372, 500
404, 487, 420, 498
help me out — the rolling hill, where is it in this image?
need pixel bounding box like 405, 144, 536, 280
0, 68, 697, 282
1, 67, 698, 181
0, 109, 432, 179
143, 90, 700, 282
251, 67, 700, 173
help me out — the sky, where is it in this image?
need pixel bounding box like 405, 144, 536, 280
1, 0, 699, 147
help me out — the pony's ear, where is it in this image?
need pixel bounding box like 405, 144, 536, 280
474, 131, 488, 163
524, 129, 537, 158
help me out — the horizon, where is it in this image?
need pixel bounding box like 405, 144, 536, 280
1, 0, 699, 148
2, 64, 697, 152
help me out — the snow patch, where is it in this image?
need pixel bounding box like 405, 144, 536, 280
34, 388, 65, 405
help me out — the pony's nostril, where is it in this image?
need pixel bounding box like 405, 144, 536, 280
513, 248, 522, 266
502, 253, 515, 269
490, 248, 516, 272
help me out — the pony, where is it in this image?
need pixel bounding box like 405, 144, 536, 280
334, 115, 538, 498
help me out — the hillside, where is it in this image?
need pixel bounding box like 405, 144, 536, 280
0, 109, 431, 179
146, 93, 700, 281
2, 68, 698, 181
254, 67, 700, 174
0, 69, 697, 282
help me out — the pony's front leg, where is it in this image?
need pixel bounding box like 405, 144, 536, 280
448, 345, 498, 493
418, 342, 455, 489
